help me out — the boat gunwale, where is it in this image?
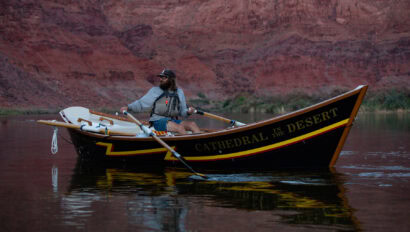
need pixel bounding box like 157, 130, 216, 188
70, 85, 367, 141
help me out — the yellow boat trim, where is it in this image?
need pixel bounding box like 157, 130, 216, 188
97, 119, 348, 160
166, 118, 350, 161
96, 142, 170, 156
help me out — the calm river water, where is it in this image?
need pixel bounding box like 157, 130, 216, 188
0, 112, 409, 232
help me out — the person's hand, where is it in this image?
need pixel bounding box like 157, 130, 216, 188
188, 106, 196, 115
120, 106, 128, 114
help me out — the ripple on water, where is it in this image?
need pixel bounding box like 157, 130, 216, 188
340, 165, 410, 171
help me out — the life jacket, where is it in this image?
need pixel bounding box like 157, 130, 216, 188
151, 90, 180, 118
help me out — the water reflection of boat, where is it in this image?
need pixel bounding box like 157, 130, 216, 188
63, 162, 360, 231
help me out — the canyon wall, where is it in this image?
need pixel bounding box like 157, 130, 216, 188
1, 0, 409, 109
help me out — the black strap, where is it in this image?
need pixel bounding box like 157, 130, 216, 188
150, 89, 180, 118
150, 91, 167, 117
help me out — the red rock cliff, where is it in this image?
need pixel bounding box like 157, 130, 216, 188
0, 0, 409, 109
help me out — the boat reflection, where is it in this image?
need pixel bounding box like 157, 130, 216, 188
63, 161, 360, 231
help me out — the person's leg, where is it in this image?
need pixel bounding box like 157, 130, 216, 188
154, 118, 200, 134
180, 121, 201, 133
167, 120, 187, 134
152, 118, 170, 132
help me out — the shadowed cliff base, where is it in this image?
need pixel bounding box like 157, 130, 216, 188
191, 87, 410, 114
1, 88, 408, 116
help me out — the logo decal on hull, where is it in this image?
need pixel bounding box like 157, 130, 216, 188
185, 118, 349, 161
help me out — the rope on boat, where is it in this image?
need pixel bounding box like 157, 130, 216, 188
97, 123, 109, 135
51, 125, 58, 155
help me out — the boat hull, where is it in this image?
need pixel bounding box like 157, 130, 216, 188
67, 85, 368, 169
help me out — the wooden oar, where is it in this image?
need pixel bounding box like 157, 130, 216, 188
123, 111, 208, 179
37, 120, 137, 136
194, 110, 246, 127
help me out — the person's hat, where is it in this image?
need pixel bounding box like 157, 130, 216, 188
157, 69, 176, 78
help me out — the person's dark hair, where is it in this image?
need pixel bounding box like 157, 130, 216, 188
168, 78, 177, 91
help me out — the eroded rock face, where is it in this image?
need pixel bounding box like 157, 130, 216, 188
1, 0, 409, 108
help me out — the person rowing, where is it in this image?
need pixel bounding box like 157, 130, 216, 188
120, 69, 200, 134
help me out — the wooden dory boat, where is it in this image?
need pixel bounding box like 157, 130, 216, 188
38, 85, 367, 169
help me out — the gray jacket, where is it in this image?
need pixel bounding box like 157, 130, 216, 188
127, 87, 190, 122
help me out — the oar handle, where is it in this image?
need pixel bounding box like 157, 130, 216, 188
195, 110, 246, 127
